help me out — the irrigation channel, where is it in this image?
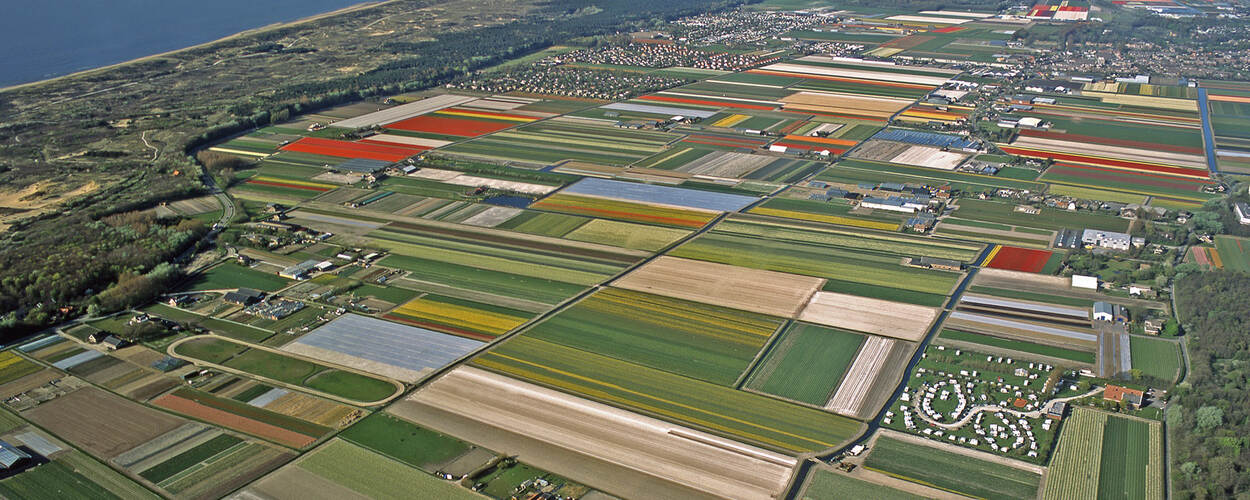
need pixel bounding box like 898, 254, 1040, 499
1196, 87, 1219, 174
782, 244, 995, 499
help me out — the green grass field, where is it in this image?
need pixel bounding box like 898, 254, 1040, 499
1129, 336, 1182, 383
173, 337, 396, 403
863, 436, 1041, 500
940, 329, 1095, 364
802, 468, 925, 500
296, 440, 480, 500
745, 323, 865, 405
1097, 416, 1152, 500
523, 288, 781, 386
474, 336, 862, 454
953, 199, 1128, 232
186, 262, 292, 292
339, 413, 472, 472
377, 253, 587, 305
0, 461, 120, 499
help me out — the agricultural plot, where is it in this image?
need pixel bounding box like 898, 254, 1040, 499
744, 323, 865, 406
558, 177, 757, 212
172, 337, 401, 404
281, 313, 483, 383
799, 292, 937, 342
384, 293, 533, 340
946, 311, 1097, 350
938, 329, 1095, 364
338, 413, 473, 473
25, 387, 184, 459
521, 287, 781, 385
0, 351, 43, 386
384, 107, 537, 138
825, 336, 912, 419
441, 119, 674, 166
399, 366, 799, 500
0, 460, 123, 499
777, 91, 913, 121
801, 468, 926, 500
852, 139, 969, 170
330, 94, 478, 129
749, 197, 902, 232
613, 256, 824, 318
984, 245, 1056, 273
1214, 235, 1250, 272
244, 439, 480, 500
1039, 162, 1215, 204
1043, 408, 1163, 500
531, 193, 720, 228
863, 436, 1041, 500
473, 335, 862, 454
670, 219, 964, 303
152, 388, 332, 449
668, 150, 777, 178
186, 262, 292, 292
116, 425, 293, 499
561, 219, 690, 251
953, 198, 1129, 232
1129, 336, 1182, 382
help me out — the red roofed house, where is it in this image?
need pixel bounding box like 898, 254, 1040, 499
1104, 385, 1145, 409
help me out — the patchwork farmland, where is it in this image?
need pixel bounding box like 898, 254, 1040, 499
10, 8, 1219, 500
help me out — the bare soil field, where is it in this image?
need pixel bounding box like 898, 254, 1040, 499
780, 92, 911, 119
25, 387, 184, 459
264, 392, 359, 428
851, 140, 911, 162
890, 145, 967, 170
112, 345, 167, 367
393, 367, 797, 500
613, 256, 825, 317
825, 337, 913, 419
799, 292, 937, 341
237, 463, 368, 500
151, 392, 317, 448
113, 423, 217, 471
168, 196, 222, 215
460, 206, 523, 227
0, 369, 61, 399
678, 151, 774, 178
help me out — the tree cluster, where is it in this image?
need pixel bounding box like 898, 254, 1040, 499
1170, 271, 1250, 499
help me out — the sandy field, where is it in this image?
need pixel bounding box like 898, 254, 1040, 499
25, 387, 184, 459
0, 369, 61, 399
679, 151, 774, 178
826, 336, 899, 417
395, 367, 797, 500
613, 256, 825, 317
362, 134, 452, 148
780, 92, 911, 119
762, 63, 949, 86
331, 94, 477, 129
890, 145, 968, 170
460, 206, 523, 227
799, 292, 937, 341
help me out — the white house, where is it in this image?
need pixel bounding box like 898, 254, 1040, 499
1235, 202, 1250, 225
1081, 228, 1131, 251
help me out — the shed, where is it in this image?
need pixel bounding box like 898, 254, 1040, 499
1072, 275, 1098, 290
1092, 301, 1113, 322
0, 441, 31, 470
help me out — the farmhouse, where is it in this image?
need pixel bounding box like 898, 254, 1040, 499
223, 288, 265, 306
1092, 302, 1114, 321
1235, 202, 1250, 225
916, 256, 963, 271
280, 260, 321, 280
102, 335, 127, 350
1046, 401, 1067, 420
1104, 385, 1145, 409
